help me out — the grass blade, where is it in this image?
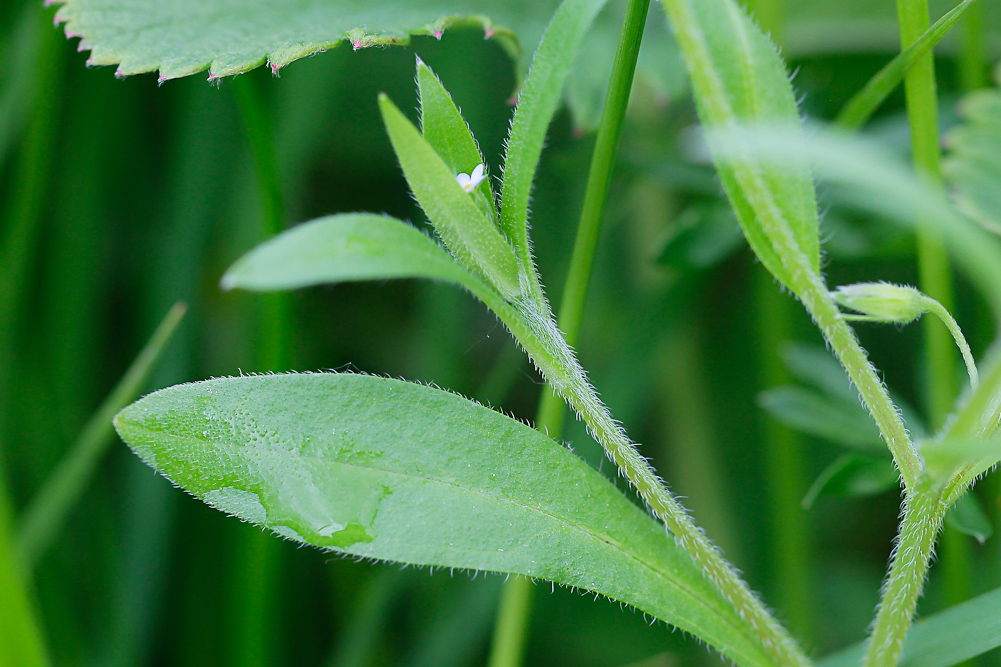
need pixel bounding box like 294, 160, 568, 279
836, 0, 976, 130
14, 303, 187, 568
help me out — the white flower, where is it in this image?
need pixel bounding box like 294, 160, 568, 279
455, 163, 486, 193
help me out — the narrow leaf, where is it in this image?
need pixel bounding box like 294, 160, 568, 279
416, 59, 498, 225
500, 0, 608, 266
921, 436, 1001, 488
818, 586, 1001, 667
14, 303, 187, 568
836, 0, 976, 130
114, 374, 776, 667
759, 386, 883, 452
659, 0, 821, 294
802, 454, 899, 509
945, 492, 993, 544
379, 95, 521, 299
222, 213, 486, 295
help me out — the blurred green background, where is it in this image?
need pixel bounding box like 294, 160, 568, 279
1, 0, 999, 665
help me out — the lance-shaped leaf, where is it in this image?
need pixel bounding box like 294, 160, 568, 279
944, 87, 1001, 236
380, 95, 521, 300
921, 436, 1001, 495
500, 0, 608, 266
114, 373, 776, 667
801, 454, 899, 509
659, 0, 821, 294
759, 386, 884, 452
416, 59, 497, 226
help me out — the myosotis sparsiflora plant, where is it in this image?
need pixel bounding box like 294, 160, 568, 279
25, 0, 1001, 665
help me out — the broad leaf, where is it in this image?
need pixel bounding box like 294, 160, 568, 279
379, 96, 521, 299
114, 373, 776, 667
659, 0, 821, 295
802, 454, 899, 509
818, 585, 1001, 667
759, 386, 883, 452
945, 492, 993, 544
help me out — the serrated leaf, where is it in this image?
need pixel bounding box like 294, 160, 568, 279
379, 95, 521, 299
945, 492, 993, 544
944, 87, 1001, 236
416, 59, 497, 226
802, 454, 899, 509
660, 0, 821, 295
114, 373, 776, 667
759, 386, 884, 452
818, 585, 1001, 667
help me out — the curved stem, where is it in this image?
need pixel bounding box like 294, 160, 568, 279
863, 488, 946, 667
919, 295, 978, 389
487, 0, 650, 664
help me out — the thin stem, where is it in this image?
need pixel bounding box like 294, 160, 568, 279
15, 304, 187, 568
488, 0, 650, 664
863, 488, 947, 667
919, 296, 978, 389
958, 0, 987, 91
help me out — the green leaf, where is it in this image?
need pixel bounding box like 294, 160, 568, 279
802, 454, 899, 509
944, 87, 1001, 236
920, 436, 1001, 489
655, 202, 744, 270
499, 0, 608, 267
781, 342, 857, 403
945, 492, 993, 544
836, 0, 976, 130
223, 213, 491, 297
659, 0, 821, 295
416, 59, 497, 226
114, 373, 776, 667
818, 585, 1001, 667
379, 96, 521, 299
758, 386, 883, 452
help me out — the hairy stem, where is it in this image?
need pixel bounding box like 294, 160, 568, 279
487, 1, 651, 664
864, 488, 946, 667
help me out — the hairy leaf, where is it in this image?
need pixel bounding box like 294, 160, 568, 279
379, 96, 521, 299
115, 373, 775, 667
659, 0, 821, 294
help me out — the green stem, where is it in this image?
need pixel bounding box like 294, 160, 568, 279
487, 1, 650, 664
863, 488, 947, 667
958, 0, 987, 91
15, 304, 186, 568
919, 295, 978, 389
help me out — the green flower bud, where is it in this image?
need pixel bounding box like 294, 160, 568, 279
831, 282, 924, 323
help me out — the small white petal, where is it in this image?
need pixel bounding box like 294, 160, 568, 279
455, 172, 471, 189
466, 163, 487, 191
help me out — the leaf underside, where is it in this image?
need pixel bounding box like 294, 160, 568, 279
114, 373, 774, 667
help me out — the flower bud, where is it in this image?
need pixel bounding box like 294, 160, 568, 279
831, 282, 925, 323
